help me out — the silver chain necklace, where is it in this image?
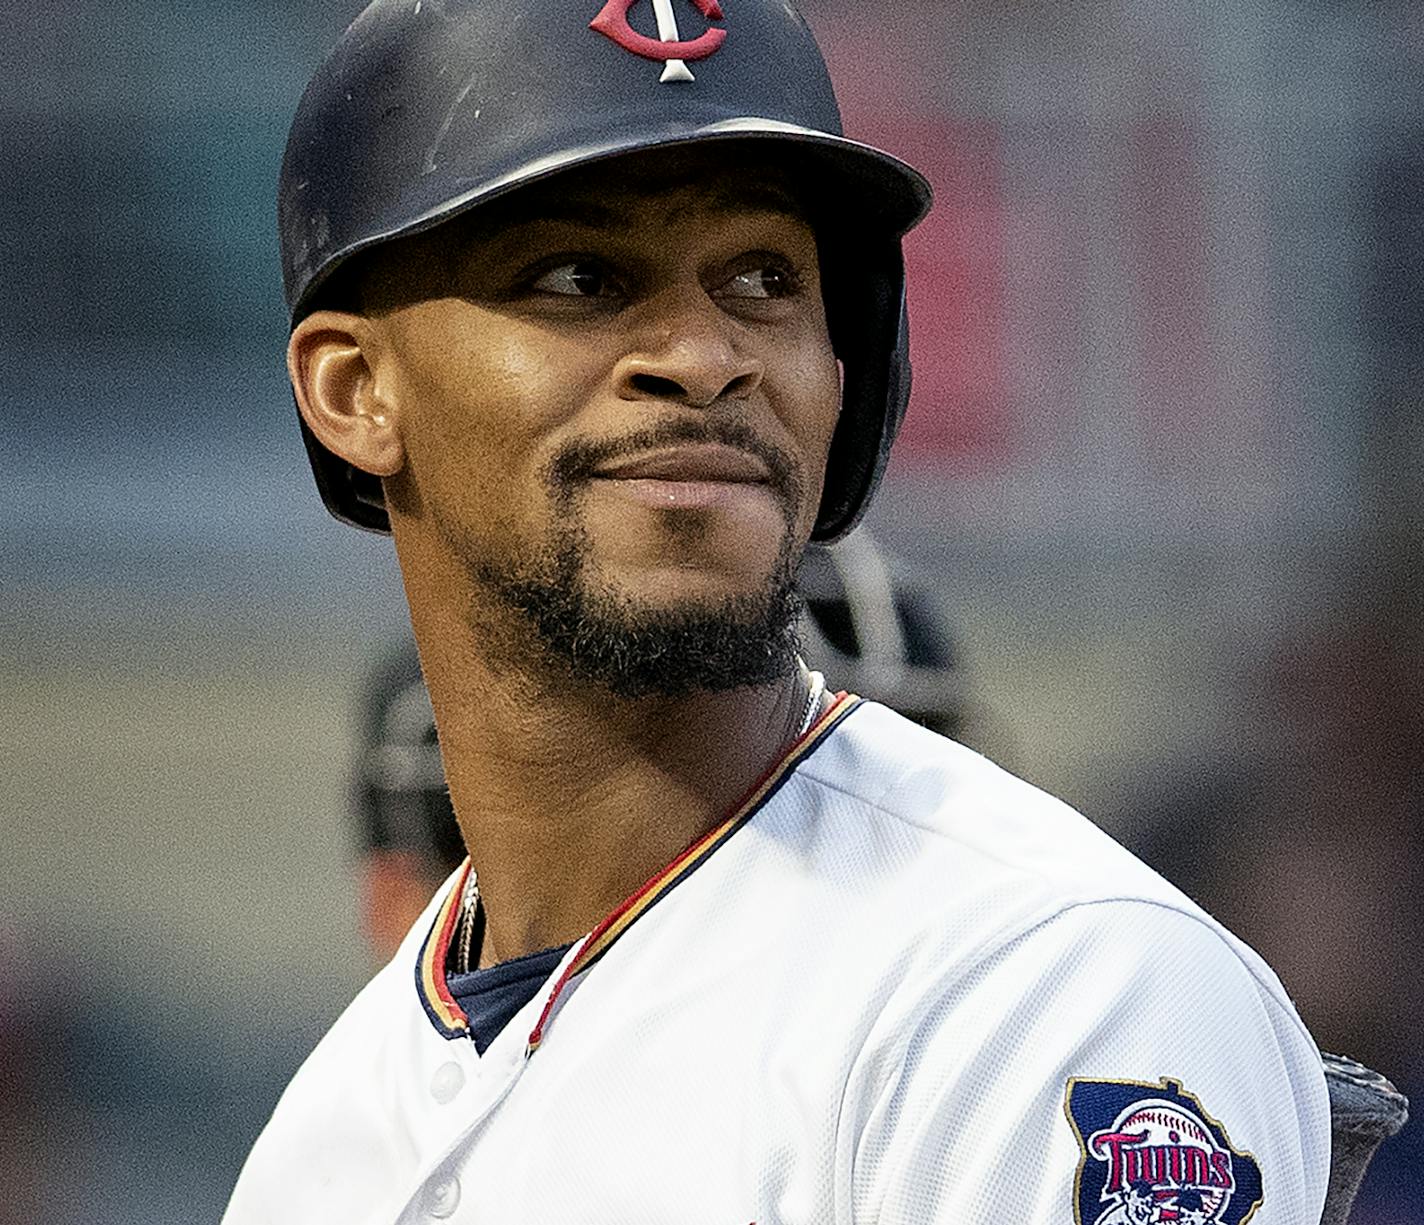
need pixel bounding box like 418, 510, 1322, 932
797, 664, 827, 738
455, 866, 482, 974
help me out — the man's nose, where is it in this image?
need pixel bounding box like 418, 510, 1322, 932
612, 294, 764, 409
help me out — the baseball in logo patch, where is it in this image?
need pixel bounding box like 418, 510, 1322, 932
1064, 1078, 1263, 1225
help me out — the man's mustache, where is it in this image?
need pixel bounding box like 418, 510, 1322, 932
545, 418, 803, 518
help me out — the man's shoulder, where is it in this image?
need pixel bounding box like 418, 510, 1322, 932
796, 698, 1186, 915
778, 699, 1306, 1042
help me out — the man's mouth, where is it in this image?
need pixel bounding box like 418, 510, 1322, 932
590, 444, 773, 485
588, 444, 779, 511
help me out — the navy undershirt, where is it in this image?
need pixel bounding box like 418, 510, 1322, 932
446, 941, 574, 1055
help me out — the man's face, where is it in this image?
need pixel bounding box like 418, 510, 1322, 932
367, 149, 842, 695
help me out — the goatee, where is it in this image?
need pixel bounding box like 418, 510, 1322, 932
474, 418, 807, 698
481, 523, 804, 699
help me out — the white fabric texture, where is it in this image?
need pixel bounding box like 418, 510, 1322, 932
223, 701, 1330, 1225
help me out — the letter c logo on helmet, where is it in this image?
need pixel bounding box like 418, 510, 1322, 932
591, 0, 727, 84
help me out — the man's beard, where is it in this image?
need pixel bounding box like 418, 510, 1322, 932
466, 419, 807, 699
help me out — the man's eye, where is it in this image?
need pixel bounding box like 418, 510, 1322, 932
720, 264, 798, 300
530, 261, 614, 297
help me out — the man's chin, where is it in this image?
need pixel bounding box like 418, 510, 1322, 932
555, 580, 803, 699
588, 562, 790, 615
581, 517, 795, 598
469, 509, 805, 698
488, 571, 799, 699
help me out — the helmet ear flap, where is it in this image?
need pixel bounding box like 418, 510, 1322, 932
299, 411, 392, 533
813, 245, 912, 543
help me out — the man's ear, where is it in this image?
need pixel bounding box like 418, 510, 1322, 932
287, 310, 405, 478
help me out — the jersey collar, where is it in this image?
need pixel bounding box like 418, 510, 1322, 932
414, 692, 863, 1045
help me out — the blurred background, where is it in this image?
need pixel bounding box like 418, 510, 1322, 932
2, 1, 1419, 1220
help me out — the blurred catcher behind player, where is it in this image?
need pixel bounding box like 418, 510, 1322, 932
225, 1, 1330, 1221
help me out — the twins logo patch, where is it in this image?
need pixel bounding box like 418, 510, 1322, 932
1064, 1078, 1263, 1225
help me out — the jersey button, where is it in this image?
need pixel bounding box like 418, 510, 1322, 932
430, 1061, 466, 1104
425, 1176, 461, 1219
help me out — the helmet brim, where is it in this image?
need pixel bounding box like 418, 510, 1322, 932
289, 121, 932, 323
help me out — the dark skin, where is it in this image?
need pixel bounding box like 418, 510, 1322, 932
290, 149, 841, 967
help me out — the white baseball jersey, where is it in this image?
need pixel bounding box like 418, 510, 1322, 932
224, 696, 1330, 1225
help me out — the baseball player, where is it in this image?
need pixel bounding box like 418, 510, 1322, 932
225, 1, 1331, 1222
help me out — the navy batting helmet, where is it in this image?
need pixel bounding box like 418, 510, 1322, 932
279, 0, 932, 541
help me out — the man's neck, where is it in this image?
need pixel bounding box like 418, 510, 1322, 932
416, 619, 809, 969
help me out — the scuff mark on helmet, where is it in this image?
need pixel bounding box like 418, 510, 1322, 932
423, 77, 481, 175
